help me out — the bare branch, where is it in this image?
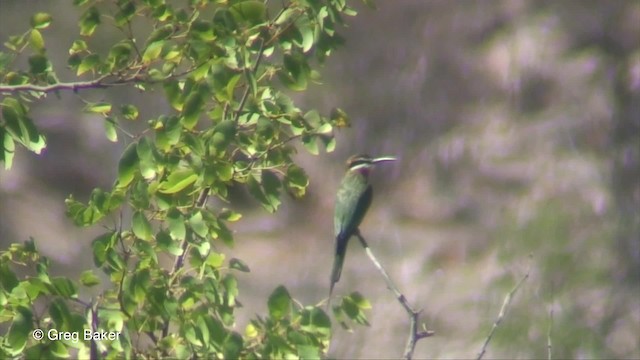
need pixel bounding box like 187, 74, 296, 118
547, 306, 554, 360
0, 75, 130, 94
476, 259, 531, 360
355, 231, 434, 360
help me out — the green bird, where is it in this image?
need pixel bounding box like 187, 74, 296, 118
329, 154, 397, 303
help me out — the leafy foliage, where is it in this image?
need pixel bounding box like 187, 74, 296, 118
0, 0, 369, 357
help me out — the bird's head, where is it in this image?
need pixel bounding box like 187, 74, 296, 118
346, 154, 396, 175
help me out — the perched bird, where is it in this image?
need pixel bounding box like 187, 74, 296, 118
329, 154, 396, 304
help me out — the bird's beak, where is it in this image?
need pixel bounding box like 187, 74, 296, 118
371, 156, 397, 164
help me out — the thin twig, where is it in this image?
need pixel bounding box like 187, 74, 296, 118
547, 306, 554, 360
355, 231, 434, 360
0, 76, 113, 93
232, 38, 266, 123
476, 260, 531, 360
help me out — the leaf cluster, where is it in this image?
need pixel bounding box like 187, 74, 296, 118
0, 0, 371, 358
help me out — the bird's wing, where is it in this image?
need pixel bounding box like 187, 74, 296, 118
335, 183, 373, 240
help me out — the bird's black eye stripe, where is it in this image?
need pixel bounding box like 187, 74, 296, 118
348, 158, 372, 169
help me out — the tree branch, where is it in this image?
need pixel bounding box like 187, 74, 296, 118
476, 260, 531, 360
354, 231, 434, 360
0, 74, 134, 94
547, 306, 554, 360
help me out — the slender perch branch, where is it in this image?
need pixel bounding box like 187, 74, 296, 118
547, 306, 554, 360
476, 260, 531, 360
355, 231, 434, 360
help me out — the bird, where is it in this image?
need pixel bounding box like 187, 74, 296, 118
329, 154, 396, 306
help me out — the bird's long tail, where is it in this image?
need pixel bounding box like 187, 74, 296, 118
328, 235, 348, 308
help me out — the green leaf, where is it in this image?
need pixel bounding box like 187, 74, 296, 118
188, 211, 208, 238
142, 40, 164, 63
70, 39, 88, 53
300, 307, 331, 336
84, 102, 112, 115
268, 285, 291, 320
77, 53, 100, 76
245, 68, 258, 99
1, 127, 15, 169
181, 91, 204, 129
167, 208, 186, 240
223, 274, 238, 306
190, 20, 216, 41
349, 291, 372, 309
158, 169, 197, 194
216, 161, 234, 182
229, 258, 250, 272
157, 230, 183, 256
223, 332, 243, 360
163, 80, 183, 111
104, 117, 118, 142
115, 1, 136, 26
155, 115, 182, 151
28, 54, 49, 74
136, 136, 156, 179
132, 211, 153, 241
205, 252, 225, 268
50, 277, 77, 298
6, 307, 32, 356
80, 6, 101, 36
117, 142, 139, 187
285, 164, 308, 198
79, 270, 100, 287
279, 53, 309, 91
31, 12, 52, 29
1, 97, 46, 154
146, 24, 175, 44
0, 263, 19, 291
247, 172, 281, 213
298, 22, 314, 53
342, 292, 370, 326
302, 135, 319, 155
121, 104, 139, 120
263, 170, 282, 210
210, 120, 237, 153
107, 42, 132, 70
91, 232, 116, 267
297, 345, 321, 359
29, 29, 45, 52
219, 208, 242, 222
229, 0, 266, 26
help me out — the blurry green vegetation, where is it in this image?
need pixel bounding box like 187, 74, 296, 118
1, 0, 376, 358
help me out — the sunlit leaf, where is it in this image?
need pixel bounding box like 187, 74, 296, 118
167, 208, 186, 240
132, 211, 153, 241
31, 12, 52, 29
29, 30, 45, 52
77, 53, 100, 76
104, 117, 118, 142
79, 270, 100, 287
84, 102, 112, 115
117, 142, 139, 187
121, 104, 139, 120
230, 258, 250, 272
142, 41, 164, 63
267, 285, 291, 320
229, 0, 266, 26
158, 169, 197, 194
80, 6, 101, 36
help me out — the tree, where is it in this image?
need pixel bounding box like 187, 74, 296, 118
0, 0, 375, 357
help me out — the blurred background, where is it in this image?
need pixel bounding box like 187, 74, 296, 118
1, 1, 639, 358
